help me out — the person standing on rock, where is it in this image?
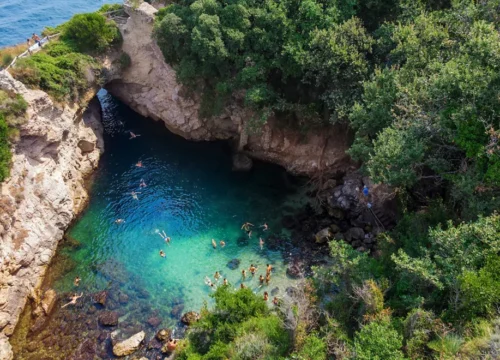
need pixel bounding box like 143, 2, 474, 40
61, 293, 83, 308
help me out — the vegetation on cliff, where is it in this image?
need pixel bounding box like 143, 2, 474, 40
154, 1, 500, 358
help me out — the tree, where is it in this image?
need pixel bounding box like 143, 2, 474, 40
62, 13, 119, 53
353, 318, 405, 360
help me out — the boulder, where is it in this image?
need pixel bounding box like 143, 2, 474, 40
78, 139, 95, 153
333, 232, 344, 241
98, 311, 119, 326
147, 316, 162, 328
232, 153, 253, 171
41, 289, 57, 316
226, 258, 241, 270
93, 291, 108, 306
181, 311, 200, 326
348, 227, 365, 241
156, 328, 172, 342
329, 224, 340, 233
0, 334, 12, 360
270, 287, 279, 296
112, 331, 145, 357
315, 228, 332, 244
286, 264, 302, 279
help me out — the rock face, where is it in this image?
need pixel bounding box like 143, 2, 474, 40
0, 70, 103, 359
105, 2, 355, 175
112, 331, 145, 357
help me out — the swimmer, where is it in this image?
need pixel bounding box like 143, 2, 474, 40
212, 239, 217, 249
259, 275, 264, 284
73, 276, 81, 287
220, 240, 226, 247
266, 264, 273, 275
159, 250, 166, 258
223, 278, 228, 286
249, 264, 257, 276
214, 271, 221, 280
241, 269, 247, 279
129, 131, 141, 139
61, 292, 83, 308
165, 237, 171, 244
136, 161, 143, 167
265, 273, 271, 285
240, 283, 246, 289
260, 223, 269, 231
272, 296, 279, 305
241, 222, 254, 232
130, 191, 140, 200
139, 179, 147, 187
115, 219, 125, 224
259, 237, 264, 250
263, 291, 269, 301
248, 230, 252, 239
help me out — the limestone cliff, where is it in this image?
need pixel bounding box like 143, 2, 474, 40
0, 71, 103, 359
105, 1, 355, 175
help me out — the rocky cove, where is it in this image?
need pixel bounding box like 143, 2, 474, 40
0, 3, 397, 359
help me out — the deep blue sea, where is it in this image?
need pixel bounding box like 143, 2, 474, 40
0, 0, 116, 48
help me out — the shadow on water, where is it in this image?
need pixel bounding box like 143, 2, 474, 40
10, 90, 313, 359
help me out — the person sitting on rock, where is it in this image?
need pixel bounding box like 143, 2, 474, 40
73, 276, 81, 287
61, 292, 83, 308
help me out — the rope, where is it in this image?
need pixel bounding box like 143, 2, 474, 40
5, 33, 60, 70
369, 207, 386, 231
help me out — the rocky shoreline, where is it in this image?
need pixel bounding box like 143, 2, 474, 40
0, 71, 103, 359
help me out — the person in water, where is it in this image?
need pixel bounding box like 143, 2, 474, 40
263, 292, 269, 301
241, 269, 247, 279
272, 296, 279, 305
130, 191, 140, 200
115, 219, 125, 224
266, 264, 273, 275
248, 230, 252, 239
73, 276, 81, 287
240, 283, 246, 289
61, 293, 83, 308
259, 275, 264, 284
260, 223, 269, 231
249, 264, 257, 275
241, 222, 254, 232
212, 239, 217, 249
259, 237, 264, 250
214, 271, 221, 280
139, 179, 147, 188
265, 273, 271, 285
220, 240, 226, 247
129, 131, 141, 139
159, 250, 166, 258
136, 160, 143, 167
223, 278, 228, 286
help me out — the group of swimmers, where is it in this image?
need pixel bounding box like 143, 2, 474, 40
241, 222, 268, 239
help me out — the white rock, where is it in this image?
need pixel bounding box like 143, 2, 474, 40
112, 331, 145, 357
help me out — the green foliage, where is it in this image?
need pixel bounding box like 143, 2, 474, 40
118, 52, 131, 70
62, 12, 120, 53
0, 115, 11, 182
294, 333, 327, 360
353, 319, 405, 360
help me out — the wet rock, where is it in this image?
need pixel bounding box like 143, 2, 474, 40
226, 258, 241, 270
97, 331, 108, 342
147, 316, 162, 328
156, 328, 172, 342
92, 291, 108, 306
171, 304, 184, 319
118, 294, 129, 304
147, 337, 162, 350
286, 287, 300, 299
78, 139, 95, 153
232, 153, 253, 171
98, 311, 118, 327
73, 338, 96, 359
286, 264, 302, 279
112, 331, 145, 357
30, 315, 48, 334
271, 287, 279, 296
181, 311, 200, 326
315, 228, 332, 244
356, 246, 368, 253
41, 289, 57, 316
87, 305, 97, 315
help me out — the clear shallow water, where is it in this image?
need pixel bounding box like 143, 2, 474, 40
0, 0, 115, 48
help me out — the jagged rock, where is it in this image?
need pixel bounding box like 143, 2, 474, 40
315, 228, 332, 244
41, 289, 57, 316
98, 311, 119, 327
147, 316, 161, 328
93, 291, 108, 306
78, 139, 95, 153
112, 331, 145, 357
232, 153, 253, 171
226, 258, 240, 270
156, 328, 172, 342
181, 311, 200, 326
0, 334, 12, 360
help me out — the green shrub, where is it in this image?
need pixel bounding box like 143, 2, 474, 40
353, 319, 405, 360
295, 334, 327, 360
62, 12, 119, 53
118, 52, 131, 70
0, 115, 11, 182
1, 54, 13, 68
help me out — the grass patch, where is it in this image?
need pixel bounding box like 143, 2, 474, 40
0, 43, 29, 69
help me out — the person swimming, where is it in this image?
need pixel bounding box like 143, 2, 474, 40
214, 271, 221, 280
260, 223, 269, 231
223, 278, 228, 286
212, 239, 217, 249
136, 160, 143, 167
139, 179, 147, 187
73, 276, 81, 287
241, 269, 247, 279
204, 276, 216, 289
130, 191, 140, 200
129, 131, 141, 139
259, 275, 264, 284
259, 237, 264, 250
249, 264, 257, 275
248, 230, 252, 239
263, 292, 269, 301
115, 219, 125, 224
220, 240, 226, 247
159, 250, 166, 258
61, 293, 83, 308
241, 222, 254, 232
165, 237, 171, 244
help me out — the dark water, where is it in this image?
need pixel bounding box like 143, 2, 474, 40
0, 0, 116, 48
10, 91, 307, 359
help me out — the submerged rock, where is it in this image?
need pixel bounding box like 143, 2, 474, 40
286, 263, 303, 279
147, 316, 162, 328
181, 311, 200, 326
112, 331, 145, 357
92, 291, 108, 306
171, 304, 184, 319
226, 258, 241, 270
156, 328, 172, 342
271, 287, 279, 296
98, 311, 118, 327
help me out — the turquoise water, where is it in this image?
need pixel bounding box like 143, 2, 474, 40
53, 91, 304, 327
0, 0, 115, 48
